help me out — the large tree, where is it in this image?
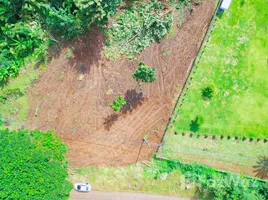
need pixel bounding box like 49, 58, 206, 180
0, 129, 72, 200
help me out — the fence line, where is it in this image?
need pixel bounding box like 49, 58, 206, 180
157, 0, 223, 153
0, 117, 261, 167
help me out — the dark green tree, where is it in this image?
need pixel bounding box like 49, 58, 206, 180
0, 129, 72, 200
132, 62, 156, 90
202, 86, 213, 100
110, 95, 126, 112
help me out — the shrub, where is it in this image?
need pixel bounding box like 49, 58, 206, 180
132, 62, 156, 83
110, 96, 127, 112
202, 86, 214, 100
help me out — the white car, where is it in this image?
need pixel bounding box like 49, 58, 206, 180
74, 183, 91, 192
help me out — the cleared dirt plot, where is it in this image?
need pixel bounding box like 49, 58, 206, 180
27, 0, 215, 167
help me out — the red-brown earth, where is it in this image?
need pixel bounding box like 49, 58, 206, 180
27, 0, 215, 167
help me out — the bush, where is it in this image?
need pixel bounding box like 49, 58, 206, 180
0, 129, 72, 200
202, 86, 214, 100
132, 62, 156, 83
110, 96, 127, 112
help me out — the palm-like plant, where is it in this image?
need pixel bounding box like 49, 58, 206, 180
253, 156, 268, 180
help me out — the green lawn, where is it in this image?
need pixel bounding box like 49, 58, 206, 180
172, 0, 268, 138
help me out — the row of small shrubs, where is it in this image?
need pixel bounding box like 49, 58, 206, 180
175, 131, 268, 143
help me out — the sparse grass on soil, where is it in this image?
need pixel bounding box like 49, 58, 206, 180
172, 0, 268, 139
70, 161, 197, 198
159, 129, 268, 176
0, 66, 39, 129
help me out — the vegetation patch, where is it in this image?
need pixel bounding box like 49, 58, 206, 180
105, 0, 172, 59
72, 158, 268, 199
171, 0, 268, 138
104, 0, 200, 59
0, 0, 120, 85
159, 131, 268, 177
71, 161, 197, 198
0, 66, 39, 129
0, 129, 72, 200
154, 159, 268, 200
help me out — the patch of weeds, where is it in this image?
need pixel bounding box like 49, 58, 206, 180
0, 88, 25, 103
162, 50, 169, 56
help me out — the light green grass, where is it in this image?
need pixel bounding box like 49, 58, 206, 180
172, 0, 268, 138
71, 162, 196, 198
160, 129, 268, 167
0, 66, 39, 129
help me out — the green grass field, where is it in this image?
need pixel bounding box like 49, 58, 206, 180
172, 0, 268, 139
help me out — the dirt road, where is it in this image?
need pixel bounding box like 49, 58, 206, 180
70, 190, 192, 200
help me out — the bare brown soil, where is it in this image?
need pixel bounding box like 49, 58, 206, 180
27, 0, 215, 167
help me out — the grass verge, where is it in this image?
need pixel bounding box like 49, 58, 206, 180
71, 159, 268, 199
70, 161, 197, 198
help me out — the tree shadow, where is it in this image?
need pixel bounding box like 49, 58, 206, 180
189, 120, 199, 132
67, 27, 104, 74
121, 89, 145, 114
103, 113, 119, 131
216, 10, 224, 19
253, 156, 268, 180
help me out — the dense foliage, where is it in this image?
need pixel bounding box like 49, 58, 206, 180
132, 62, 156, 83
0, 129, 72, 200
153, 159, 268, 200
105, 0, 172, 59
110, 95, 126, 112
0, 0, 120, 85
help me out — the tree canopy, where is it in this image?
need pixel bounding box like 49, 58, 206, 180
0, 129, 72, 200
132, 62, 156, 83
0, 0, 121, 85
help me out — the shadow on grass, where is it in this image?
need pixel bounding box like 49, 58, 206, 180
253, 156, 268, 180
189, 120, 200, 132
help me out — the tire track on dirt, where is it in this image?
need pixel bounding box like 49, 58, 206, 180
27, 0, 215, 166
